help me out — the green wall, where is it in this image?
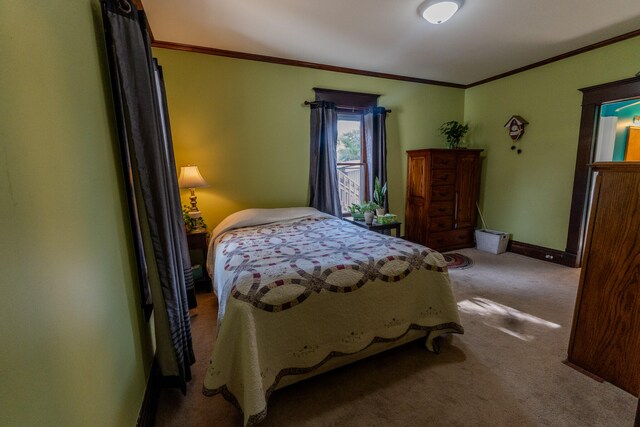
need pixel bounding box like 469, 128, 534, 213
464, 35, 640, 250
0, 1, 154, 425
157, 32, 640, 252
3, 1, 636, 425
154, 48, 465, 231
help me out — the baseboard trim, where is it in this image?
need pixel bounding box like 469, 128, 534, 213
137, 358, 160, 427
562, 360, 605, 382
507, 240, 577, 267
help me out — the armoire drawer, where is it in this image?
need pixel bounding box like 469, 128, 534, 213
430, 185, 455, 201
427, 229, 474, 249
431, 152, 456, 169
431, 170, 456, 186
428, 201, 454, 216
428, 217, 454, 232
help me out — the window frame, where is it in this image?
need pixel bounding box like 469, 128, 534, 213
313, 88, 380, 217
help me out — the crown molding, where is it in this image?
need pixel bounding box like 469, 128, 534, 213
466, 28, 640, 88
134, 0, 640, 90
151, 40, 465, 89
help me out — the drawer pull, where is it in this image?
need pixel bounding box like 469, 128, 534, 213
439, 191, 448, 196
438, 208, 446, 212
441, 174, 449, 179
436, 238, 445, 244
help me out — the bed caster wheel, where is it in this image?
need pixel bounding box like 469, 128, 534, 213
428, 337, 441, 354
433, 338, 441, 354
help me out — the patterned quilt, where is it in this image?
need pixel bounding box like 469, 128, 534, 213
203, 208, 463, 426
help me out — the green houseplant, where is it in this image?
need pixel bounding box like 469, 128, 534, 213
372, 177, 387, 216
360, 201, 377, 225
182, 205, 207, 233
439, 121, 469, 149
349, 203, 365, 221
359, 201, 378, 212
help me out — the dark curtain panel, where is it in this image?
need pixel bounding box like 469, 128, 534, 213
102, 0, 195, 389
309, 101, 342, 216
364, 107, 389, 211
101, 5, 152, 321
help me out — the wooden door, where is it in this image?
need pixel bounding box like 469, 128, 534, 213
454, 152, 479, 229
405, 153, 427, 244
568, 165, 640, 397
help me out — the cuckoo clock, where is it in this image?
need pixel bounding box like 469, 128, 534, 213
504, 115, 528, 154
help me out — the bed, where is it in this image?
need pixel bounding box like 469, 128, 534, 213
203, 207, 463, 425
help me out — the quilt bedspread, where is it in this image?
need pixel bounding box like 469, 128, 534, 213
203, 208, 463, 425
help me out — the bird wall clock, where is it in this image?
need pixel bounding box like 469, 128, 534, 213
504, 115, 529, 154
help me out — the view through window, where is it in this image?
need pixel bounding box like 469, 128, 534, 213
337, 114, 366, 213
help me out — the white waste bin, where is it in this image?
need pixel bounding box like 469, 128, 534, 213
475, 229, 509, 254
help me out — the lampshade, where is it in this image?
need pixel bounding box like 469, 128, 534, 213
418, 0, 462, 24
178, 165, 209, 189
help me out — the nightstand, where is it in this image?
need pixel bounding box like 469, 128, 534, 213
186, 231, 213, 293
344, 217, 402, 237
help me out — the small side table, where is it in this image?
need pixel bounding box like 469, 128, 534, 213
344, 217, 402, 237
186, 231, 213, 293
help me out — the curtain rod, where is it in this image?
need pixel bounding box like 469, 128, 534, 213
303, 101, 391, 113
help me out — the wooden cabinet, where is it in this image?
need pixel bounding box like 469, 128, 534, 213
568, 163, 640, 399
405, 149, 482, 251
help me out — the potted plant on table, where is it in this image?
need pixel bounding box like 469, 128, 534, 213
182, 205, 207, 233
349, 203, 365, 221
372, 177, 387, 217
439, 120, 469, 149
360, 201, 378, 225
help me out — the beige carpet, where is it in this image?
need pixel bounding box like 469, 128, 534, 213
156, 249, 638, 426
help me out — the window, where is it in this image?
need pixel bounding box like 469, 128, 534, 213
337, 114, 365, 213
313, 88, 381, 215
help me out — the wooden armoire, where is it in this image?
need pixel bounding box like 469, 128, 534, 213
568, 163, 640, 411
405, 148, 482, 251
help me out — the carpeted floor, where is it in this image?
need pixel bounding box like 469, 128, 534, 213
156, 249, 638, 426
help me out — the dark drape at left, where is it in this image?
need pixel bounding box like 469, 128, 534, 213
309, 101, 342, 217
102, 0, 195, 390
364, 107, 389, 211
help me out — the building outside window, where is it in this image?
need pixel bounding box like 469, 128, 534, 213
337, 113, 366, 213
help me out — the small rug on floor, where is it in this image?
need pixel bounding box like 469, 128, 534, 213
443, 253, 473, 269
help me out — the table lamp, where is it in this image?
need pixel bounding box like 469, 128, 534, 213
178, 165, 209, 232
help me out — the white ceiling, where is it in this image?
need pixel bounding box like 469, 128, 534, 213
143, 0, 640, 85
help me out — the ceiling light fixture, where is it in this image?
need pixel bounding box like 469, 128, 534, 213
418, 0, 463, 24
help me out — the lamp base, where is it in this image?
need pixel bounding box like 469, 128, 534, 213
188, 211, 202, 219
188, 210, 206, 234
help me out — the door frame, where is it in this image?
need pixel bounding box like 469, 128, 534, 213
565, 76, 640, 267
